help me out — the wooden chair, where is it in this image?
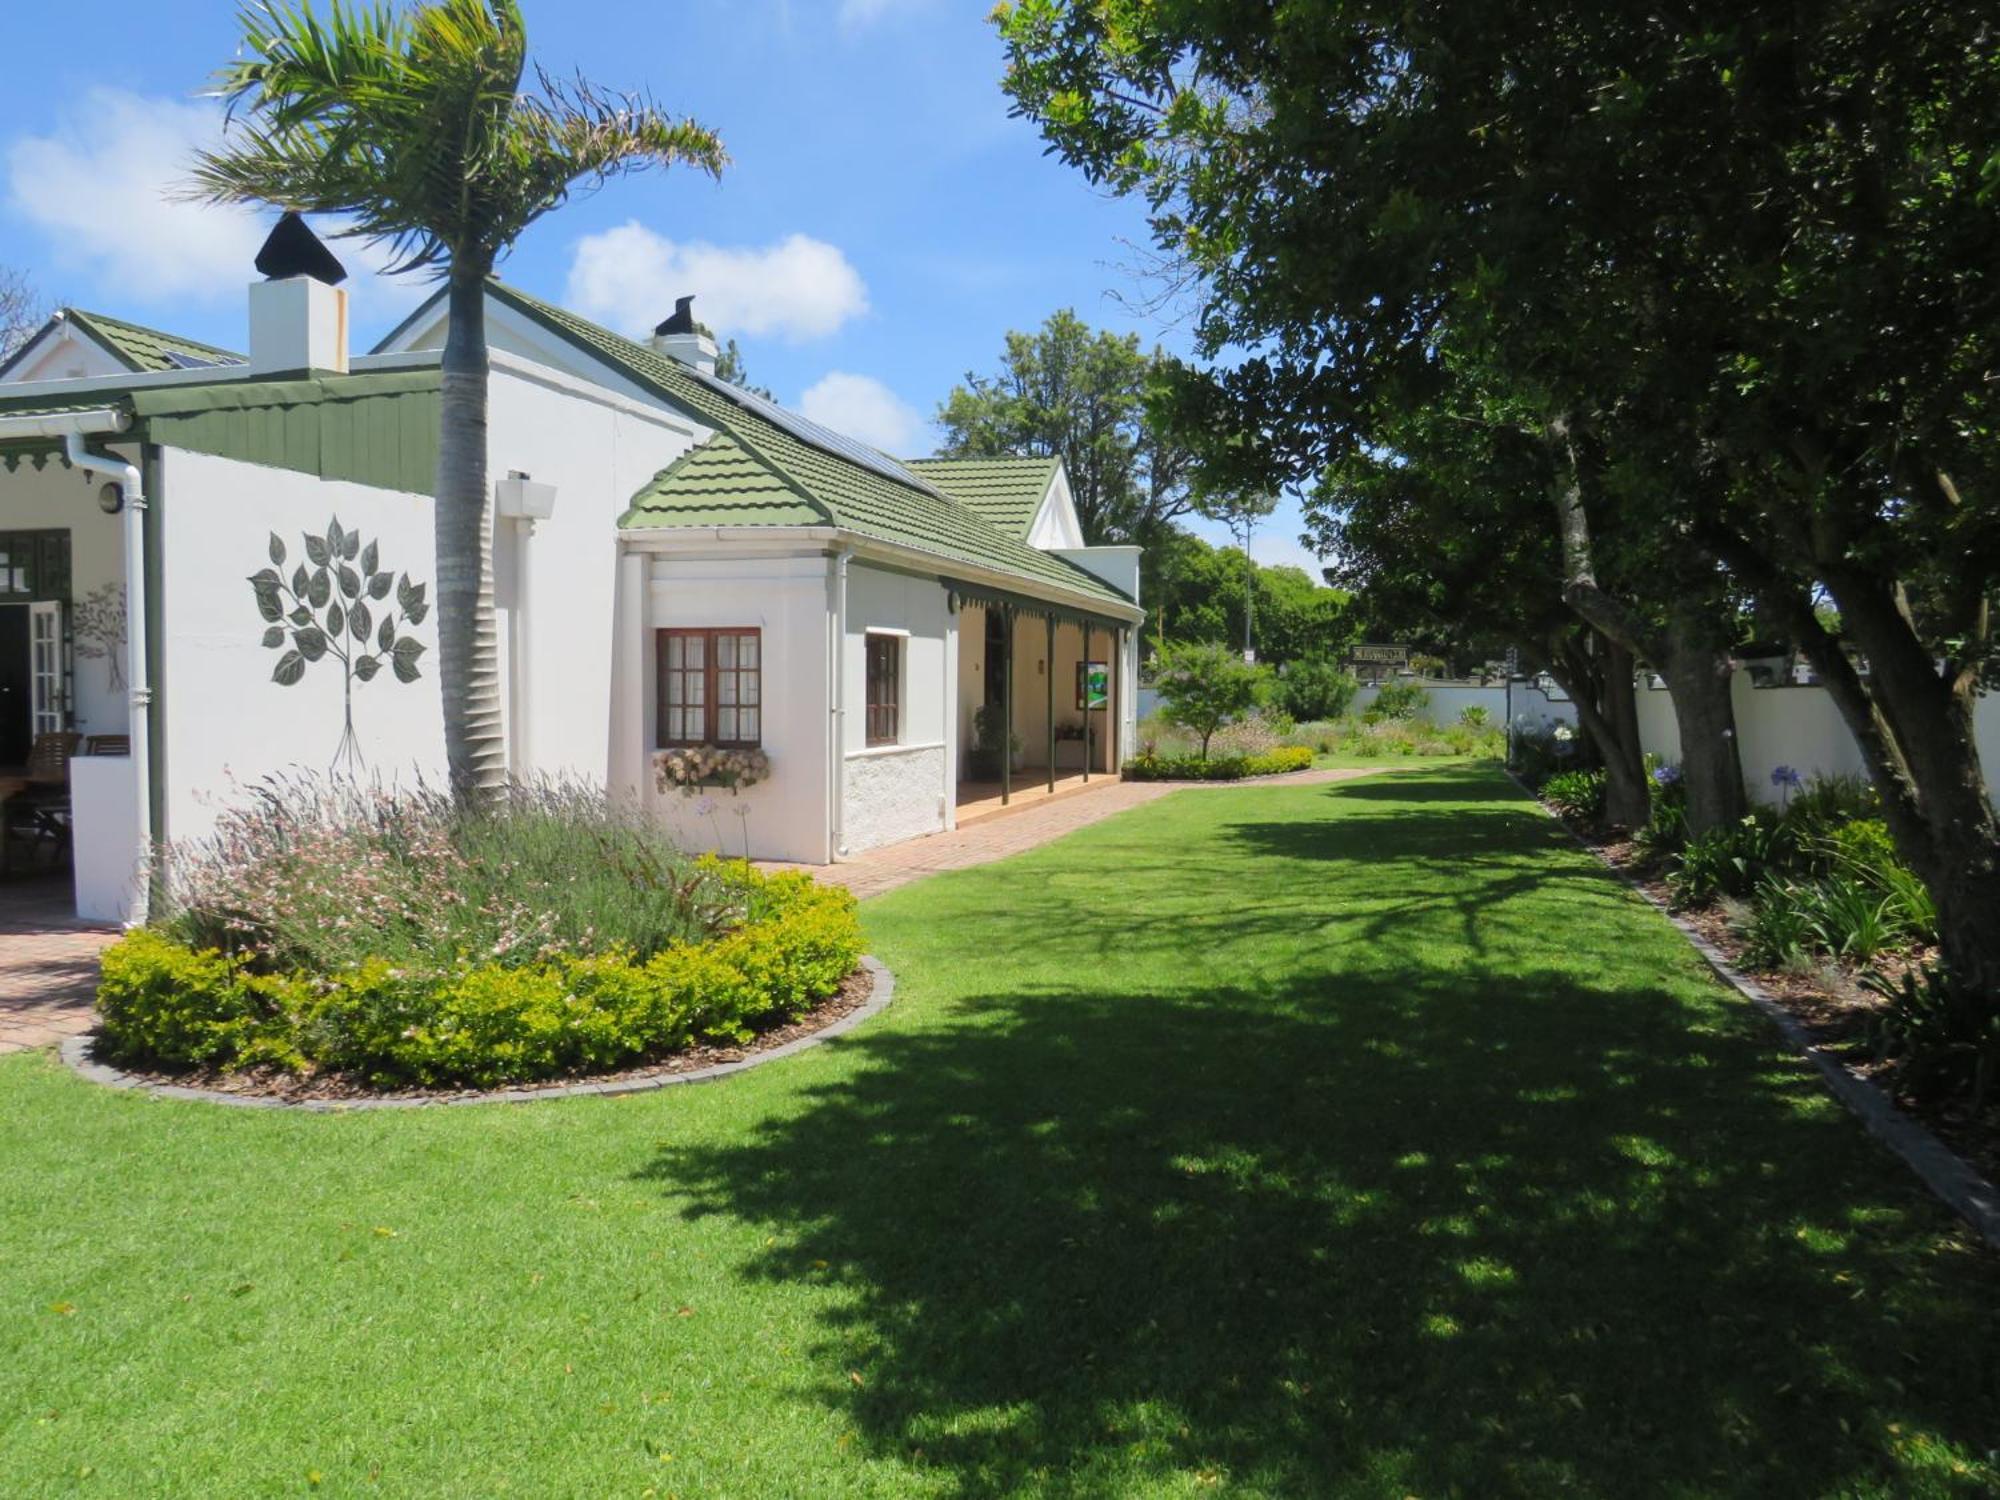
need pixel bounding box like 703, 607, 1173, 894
82, 734, 130, 757
24, 731, 80, 786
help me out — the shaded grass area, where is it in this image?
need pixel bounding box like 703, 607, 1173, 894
2, 766, 1996, 1497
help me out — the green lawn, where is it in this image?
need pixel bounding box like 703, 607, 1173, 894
4, 766, 1996, 1497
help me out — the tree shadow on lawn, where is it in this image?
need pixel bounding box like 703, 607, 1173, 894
641, 968, 2000, 1498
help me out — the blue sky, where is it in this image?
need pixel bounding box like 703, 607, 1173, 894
0, 0, 1316, 570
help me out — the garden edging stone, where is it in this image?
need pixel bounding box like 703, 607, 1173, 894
1512, 771, 2000, 1251
57, 954, 895, 1112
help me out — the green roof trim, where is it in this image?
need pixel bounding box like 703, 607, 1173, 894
63, 309, 245, 373
0, 368, 440, 494
473, 282, 1134, 611
905, 455, 1060, 540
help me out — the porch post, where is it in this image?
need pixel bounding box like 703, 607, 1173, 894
1045, 613, 1056, 793
1082, 621, 1092, 783
1001, 604, 1014, 806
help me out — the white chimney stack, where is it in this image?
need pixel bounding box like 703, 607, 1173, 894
249, 276, 350, 375
649, 294, 717, 376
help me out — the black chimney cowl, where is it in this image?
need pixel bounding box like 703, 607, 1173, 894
255, 212, 348, 286
655, 296, 697, 337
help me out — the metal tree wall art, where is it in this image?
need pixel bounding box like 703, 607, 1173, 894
73, 581, 126, 691
250, 517, 428, 771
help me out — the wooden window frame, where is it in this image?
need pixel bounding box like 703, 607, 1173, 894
656, 627, 762, 748
864, 632, 902, 747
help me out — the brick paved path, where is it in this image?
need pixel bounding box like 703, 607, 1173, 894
770, 766, 1380, 900
0, 878, 117, 1056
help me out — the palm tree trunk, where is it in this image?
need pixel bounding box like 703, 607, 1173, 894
436, 270, 507, 803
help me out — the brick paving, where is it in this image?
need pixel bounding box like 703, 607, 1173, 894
770, 766, 1380, 900
0, 876, 117, 1056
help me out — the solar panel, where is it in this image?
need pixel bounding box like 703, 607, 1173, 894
163, 350, 244, 370
681, 364, 945, 500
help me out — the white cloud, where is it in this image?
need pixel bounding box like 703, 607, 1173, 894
5, 87, 422, 325
565, 221, 867, 343
7, 89, 263, 304
798, 372, 924, 455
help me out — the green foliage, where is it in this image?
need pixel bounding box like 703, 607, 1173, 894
936, 309, 1190, 545
1737, 877, 1817, 972
1457, 705, 1490, 728
1799, 877, 1907, 964
1152, 639, 1265, 758
1122, 746, 1312, 782
1272, 658, 1358, 722
1668, 815, 1792, 909
160, 776, 734, 975
967, 703, 1024, 781
1784, 776, 1882, 845
1366, 679, 1430, 721
100, 865, 862, 1088
1540, 769, 1606, 823
1152, 529, 1354, 666
1865, 962, 2000, 1111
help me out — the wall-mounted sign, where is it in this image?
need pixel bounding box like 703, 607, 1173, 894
1076, 660, 1109, 710
1349, 643, 1409, 666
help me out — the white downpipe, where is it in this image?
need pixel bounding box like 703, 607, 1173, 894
508, 519, 534, 775
62, 429, 151, 927
828, 547, 853, 860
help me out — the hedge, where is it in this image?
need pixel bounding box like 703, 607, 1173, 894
97, 867, 864, 1089
1121, 746, 1315, 782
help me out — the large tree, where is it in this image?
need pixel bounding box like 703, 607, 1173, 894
937, 308, 1193, 546
194, 0, 723, 801
997, 0, 2000, 996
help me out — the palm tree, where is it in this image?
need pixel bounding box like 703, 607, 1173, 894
191, 0, 724, 801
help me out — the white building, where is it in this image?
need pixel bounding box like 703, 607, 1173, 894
0, 233, 1142, 922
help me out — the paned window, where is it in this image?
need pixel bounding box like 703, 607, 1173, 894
865, 633, 901, 746
657, 628, 761, 746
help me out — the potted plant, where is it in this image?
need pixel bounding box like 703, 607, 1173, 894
968, 704, 1023, 780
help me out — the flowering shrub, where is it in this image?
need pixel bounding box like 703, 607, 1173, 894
655, 745, 771, 793
1541, 769, 1607, 822
1123, 746, 1313, 781
98, 863, 863, 1088
158, 775, 731, 974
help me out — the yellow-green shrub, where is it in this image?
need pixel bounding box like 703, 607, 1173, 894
97, 867, 864, 1089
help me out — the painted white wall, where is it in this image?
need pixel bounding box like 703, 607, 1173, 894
485, 360, 701, 786
0, 453, 131, 735
70, 753, 139, 922
1634, 674, 2000, 806
156, 447, 446, 847
643, 549, 831, 864
842, 561, 952, 851
1350, 681, 1529, 728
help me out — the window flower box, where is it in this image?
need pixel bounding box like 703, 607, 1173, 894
655, 745, 770, 794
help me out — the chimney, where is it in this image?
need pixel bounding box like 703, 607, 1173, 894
248, 212, 350, 375
650, 295, 716, 376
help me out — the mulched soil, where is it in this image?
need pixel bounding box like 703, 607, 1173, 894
1576, 819, 2000, 1186
94, 963, 878, 1106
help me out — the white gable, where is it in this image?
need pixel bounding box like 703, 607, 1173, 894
1025, 463, 1085, 549
0, 319, 131, 384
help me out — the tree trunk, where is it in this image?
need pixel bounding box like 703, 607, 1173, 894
1547, 633, 1648, 827
1658, 603, 1747, 837
436, 270, 507, 804
1547, 427, 1744, 833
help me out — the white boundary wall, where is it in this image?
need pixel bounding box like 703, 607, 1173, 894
1637, 675, 2000, 806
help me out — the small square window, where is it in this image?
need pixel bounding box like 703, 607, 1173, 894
657, 628, 761, 747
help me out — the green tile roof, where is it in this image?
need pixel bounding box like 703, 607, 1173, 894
475, 283, 1136, 613
904, 455, 1060, 539
62, 309, 245, 373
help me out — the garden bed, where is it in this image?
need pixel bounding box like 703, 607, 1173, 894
1548, 805, 1999, 1186
1122, 746, 1315, 781
93, 776, 866, 1096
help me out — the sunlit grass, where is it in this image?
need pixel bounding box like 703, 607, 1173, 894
1, 765, 1994, 1497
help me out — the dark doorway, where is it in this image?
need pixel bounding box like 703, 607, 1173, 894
0, 606, 28, 766
983, 608, 1008, 710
